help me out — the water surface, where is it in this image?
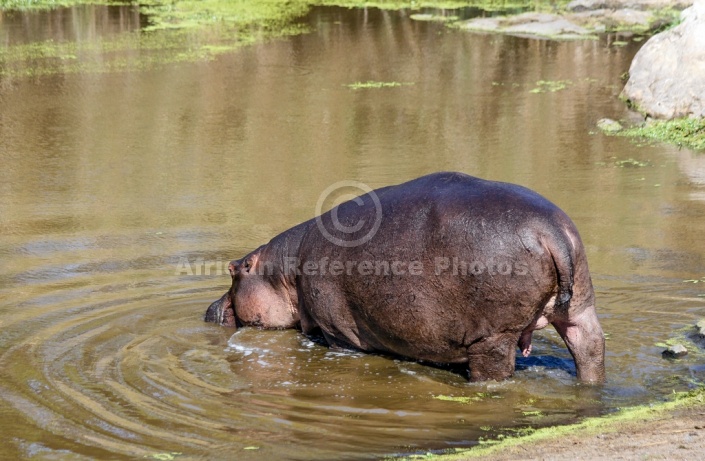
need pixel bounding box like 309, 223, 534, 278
1, 5, 704, 460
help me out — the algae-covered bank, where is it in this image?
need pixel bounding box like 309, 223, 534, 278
402, 388, 705, 460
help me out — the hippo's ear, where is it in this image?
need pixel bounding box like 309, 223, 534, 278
243, 253, 260, 274
243, 259, 252, 273
229, 251, 261, 277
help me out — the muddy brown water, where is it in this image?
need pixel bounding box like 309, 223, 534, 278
1, 4, 704, 460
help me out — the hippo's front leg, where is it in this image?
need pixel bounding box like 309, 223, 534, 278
467, 332, 520, 382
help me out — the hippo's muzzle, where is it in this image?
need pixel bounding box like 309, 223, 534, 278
204, 291, 237, 327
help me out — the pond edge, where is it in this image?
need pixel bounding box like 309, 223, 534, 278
396, 386, 705, 460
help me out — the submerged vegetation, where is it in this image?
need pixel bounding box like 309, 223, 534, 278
138, 0, 311, 30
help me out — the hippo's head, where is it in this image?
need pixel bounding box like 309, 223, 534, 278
204, 247, 299, 329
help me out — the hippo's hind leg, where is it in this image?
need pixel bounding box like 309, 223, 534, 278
467, 332, 519, 382
552, 307, 605, 383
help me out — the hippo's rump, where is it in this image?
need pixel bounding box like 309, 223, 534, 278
297, 172, 583, 363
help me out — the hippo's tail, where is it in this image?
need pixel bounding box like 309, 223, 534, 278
546, 227, 576, 311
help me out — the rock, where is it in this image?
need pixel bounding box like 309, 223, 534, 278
459, 2, 690, 41
619, 0, 694, 9
410, 14, 459, 23
505, 12, 557, 25
572, 9, 612, 19
621, 0, 705, 119
570, 9, 652, 32
568, 0, 694, 11
504, 15, 591, 37
597, 118, 624, 132
567, 0, 610, 12
696, 319, 705, 337
462, 13, 593, 39
462, 17, 501, 32
662, 344, 689, 358
610, 8, 653, 27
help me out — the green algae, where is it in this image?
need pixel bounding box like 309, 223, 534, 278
433, 395, 475, 404
619, 117, 705, 151
138, 0, 311, 31
614, 158, 651, 168
0, 0, 111, 9
345, 80, 414, 89
529, 80, 573, 94
432, 392, 503, 404
0, 0, 313, 79
655, 322, 705, 362
0, 0, 316, 78
0, 21, 309, 78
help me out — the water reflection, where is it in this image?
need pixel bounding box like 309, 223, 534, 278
0, 4, 704, 460
0, 5, 143, 46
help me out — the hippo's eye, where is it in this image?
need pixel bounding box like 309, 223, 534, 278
243, 260, 252, 272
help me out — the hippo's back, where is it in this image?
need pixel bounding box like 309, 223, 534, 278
378, 172, 566, 225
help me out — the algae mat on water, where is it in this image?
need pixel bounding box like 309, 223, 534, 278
0, 0, 315, 77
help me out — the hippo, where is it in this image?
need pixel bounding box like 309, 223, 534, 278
205, 172, 605, 383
